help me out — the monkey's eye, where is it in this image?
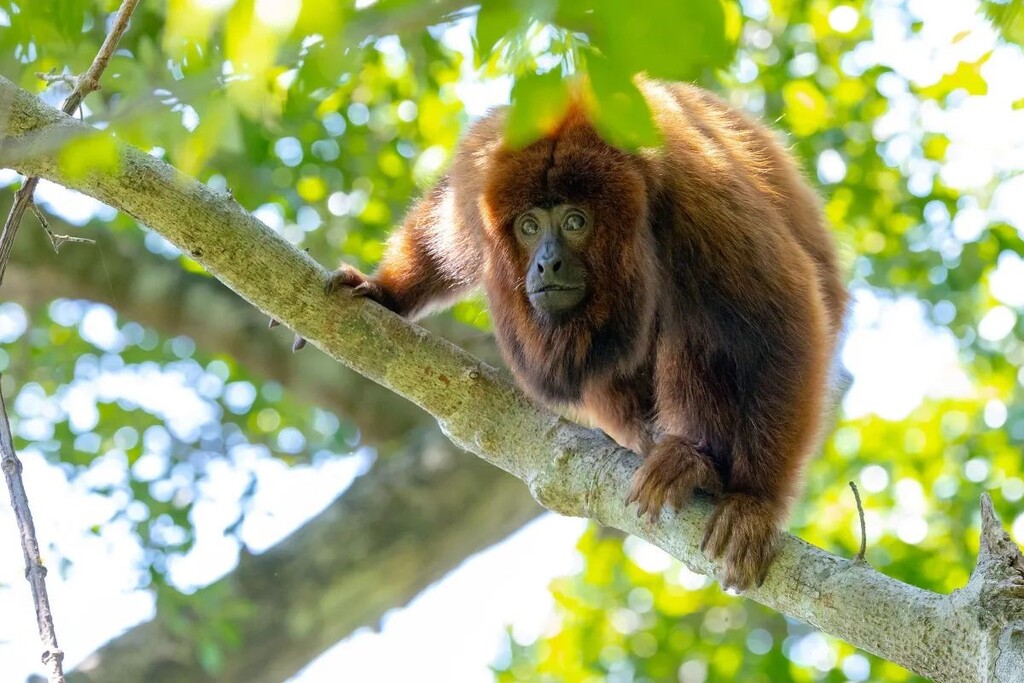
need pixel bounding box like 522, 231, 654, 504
519, 217, 539, 236
563, 212, 586, 232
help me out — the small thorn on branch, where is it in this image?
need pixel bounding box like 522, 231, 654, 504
849, 481, 867, 563
30, 203, 96, 254
267, 317, 307, 351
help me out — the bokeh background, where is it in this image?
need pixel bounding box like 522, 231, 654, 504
2, 0, 1024, 681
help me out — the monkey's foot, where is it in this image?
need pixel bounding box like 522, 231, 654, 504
700, 494, 780, 590
326, 264, 379, 298
625, 436, 721, 523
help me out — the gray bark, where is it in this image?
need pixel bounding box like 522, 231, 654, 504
2, 76, 1023, 683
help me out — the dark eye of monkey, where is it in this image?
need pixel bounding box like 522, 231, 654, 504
519, 217, 539, 236
563, 212, 585, 232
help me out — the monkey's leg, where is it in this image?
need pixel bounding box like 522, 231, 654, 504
699, 358, 826, 589
625, 435, 722, 523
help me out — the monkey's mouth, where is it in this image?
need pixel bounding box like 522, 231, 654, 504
530, 284, 582, 294
528, 284, 586, 314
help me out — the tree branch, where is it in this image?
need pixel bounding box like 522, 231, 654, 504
2, 211, 499, 446
0, 6, 140, 678
2, 76, 1023, 683
849, 481, 867, 563
0, 376, 65, 683
67, 432, 539, 683
28, 203, 96, 253
0, 0, 139, 285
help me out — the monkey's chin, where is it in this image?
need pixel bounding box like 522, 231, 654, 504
528, 287, 586, 318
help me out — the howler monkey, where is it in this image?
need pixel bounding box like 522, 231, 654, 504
327, 80, 848, 590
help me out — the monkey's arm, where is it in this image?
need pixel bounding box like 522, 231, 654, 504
328, 178, 481, 320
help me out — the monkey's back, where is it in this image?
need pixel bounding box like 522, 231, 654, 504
639, 79, 848, 339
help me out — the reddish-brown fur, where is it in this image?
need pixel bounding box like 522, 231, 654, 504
328, 79, 848, 590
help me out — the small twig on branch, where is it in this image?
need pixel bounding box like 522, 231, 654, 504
849, 481, 867, 563
35, 69, 77, 89
0, 376, 65, 683
0, 0, 140, 286
30, 203, 97, 253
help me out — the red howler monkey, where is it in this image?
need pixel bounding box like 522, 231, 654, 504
327, 80, 848, 590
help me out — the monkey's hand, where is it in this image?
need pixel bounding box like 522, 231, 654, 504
270, 264, 400, 352
700, 493, 780, 590
625, 436, 722, 523
324, 264, 398, 311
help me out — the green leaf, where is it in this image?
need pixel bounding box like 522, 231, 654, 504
587, 57, 661, 150
506, 69, 572, 148
582, 0, 736, 81
917, 54, 992, 99
198, 640, 225, 675
782, 79, 831, 136
474, 0, 524, 65
58, 133, 121, 180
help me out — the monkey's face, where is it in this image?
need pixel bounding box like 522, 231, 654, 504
480, 110, 655, 343
516, 204, 590, 317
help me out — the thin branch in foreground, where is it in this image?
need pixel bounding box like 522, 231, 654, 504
30, 203, 96, 253
849, 480, 867, 562
0, 376, 64, 683
0, 3, 140, 679
0, 0, 140, 286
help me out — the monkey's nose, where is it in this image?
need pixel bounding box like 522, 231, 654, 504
537, 259, 562, 274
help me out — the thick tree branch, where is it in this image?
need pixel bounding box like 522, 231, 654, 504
67, 432, 539, 683
2, 213, 500, 445
2, 76, 1023, 683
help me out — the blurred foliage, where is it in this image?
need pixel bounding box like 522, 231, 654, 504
2, 0, 1024, 681
982, 0, 1024, 44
